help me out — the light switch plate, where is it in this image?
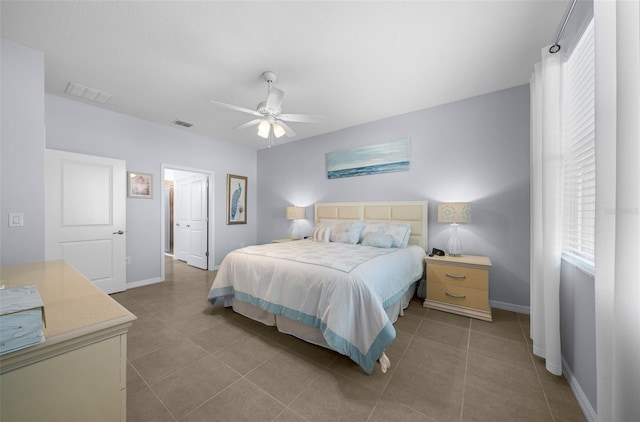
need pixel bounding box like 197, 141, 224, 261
8, 213, 24, 227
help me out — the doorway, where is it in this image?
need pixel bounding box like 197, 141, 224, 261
161, 164, 215, 280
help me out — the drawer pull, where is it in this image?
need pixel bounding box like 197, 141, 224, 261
445, 273, 466, 279
445, 292, 466, 299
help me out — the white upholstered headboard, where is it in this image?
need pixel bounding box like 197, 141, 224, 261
314, 201, 429, 251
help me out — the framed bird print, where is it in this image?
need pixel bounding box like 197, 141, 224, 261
227, 174, 247, 224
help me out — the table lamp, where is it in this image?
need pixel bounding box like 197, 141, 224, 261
437, 202, 471, 256
286, 206, 305, 239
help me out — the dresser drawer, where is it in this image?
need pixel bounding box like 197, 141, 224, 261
427, 263, 488, 290
427, 282, 490, 312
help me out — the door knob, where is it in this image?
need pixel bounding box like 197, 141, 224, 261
113, 230, 125, 235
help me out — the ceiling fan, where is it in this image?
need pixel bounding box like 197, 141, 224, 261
209, 71, 326, 147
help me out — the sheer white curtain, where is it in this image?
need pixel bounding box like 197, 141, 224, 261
529, 48, 563, 376
593, 1, 640, 420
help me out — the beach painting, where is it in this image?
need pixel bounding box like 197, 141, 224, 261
326, 139, 410, 179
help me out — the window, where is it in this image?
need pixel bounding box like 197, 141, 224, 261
562, 19, 595, 272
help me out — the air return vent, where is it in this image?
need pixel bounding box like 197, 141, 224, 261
64, 82, 111, 104
172, 120, 194, 128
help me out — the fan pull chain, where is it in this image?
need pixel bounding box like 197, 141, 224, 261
268, 126, 274, 148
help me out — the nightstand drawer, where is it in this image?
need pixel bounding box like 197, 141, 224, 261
427, 282, 490, 312
427, 263, 488, 290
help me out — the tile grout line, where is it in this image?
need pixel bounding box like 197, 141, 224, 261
128, 360, 179, 422
459, 316, 472, 422
243, 346, 322, 418
365, 317, 420, 422
520, 316, 557, 422
176, 373, 248, 421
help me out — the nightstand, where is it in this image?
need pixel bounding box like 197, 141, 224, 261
423, 254, 492, 321
271, 238, 298, 243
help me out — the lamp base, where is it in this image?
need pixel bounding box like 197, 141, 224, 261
447, 224, 463, 256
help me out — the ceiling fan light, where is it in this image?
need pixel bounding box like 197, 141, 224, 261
257, 119, 270, 138
273, 123, 285, 138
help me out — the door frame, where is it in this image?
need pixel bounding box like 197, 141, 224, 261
160, 163, 215, 280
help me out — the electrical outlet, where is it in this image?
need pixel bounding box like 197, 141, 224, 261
126, 256, 131, 265
8, 213, 24, 227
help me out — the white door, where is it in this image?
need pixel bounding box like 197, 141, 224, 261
186, 174, 208, 270
173, 173, 208, 269
174, 179, 190, 262
45, 149, 126, 294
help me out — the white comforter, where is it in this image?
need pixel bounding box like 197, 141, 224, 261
208, 240, 425, 373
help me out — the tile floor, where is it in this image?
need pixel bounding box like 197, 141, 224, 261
112, 257, 586, 422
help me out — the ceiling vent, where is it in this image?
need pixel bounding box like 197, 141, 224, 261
172, 120, 194, 128
64, 82, 111, 104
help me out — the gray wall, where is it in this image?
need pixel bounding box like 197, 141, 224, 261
45, 94, 257, 284
257, 85, 531, 310
560, 261, 597, 410
0, 39, 46, 265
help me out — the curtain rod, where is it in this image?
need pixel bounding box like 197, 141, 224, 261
549, 0, 578, 54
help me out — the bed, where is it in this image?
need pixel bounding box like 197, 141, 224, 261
208, 201, 428, 374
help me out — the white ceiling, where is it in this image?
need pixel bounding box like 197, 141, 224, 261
1, 1, 569, 150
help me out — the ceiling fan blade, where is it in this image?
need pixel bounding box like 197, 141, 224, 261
233, 118, 262, 130
209, 100, 263, 117
276, 120, 296, 137
278, 113, 326, 123
266, 87, 284, 110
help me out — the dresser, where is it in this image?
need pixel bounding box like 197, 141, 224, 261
0, 261, 136, 421
423, 255, 492, 321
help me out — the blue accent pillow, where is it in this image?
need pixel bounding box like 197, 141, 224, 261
361, 232, 394, 248
361, 222, 411, 248
323, 221, 365, 244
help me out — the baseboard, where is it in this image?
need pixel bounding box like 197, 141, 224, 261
490, 300, 530, 314
562, 357, 597, 422
126, 277, 162, 289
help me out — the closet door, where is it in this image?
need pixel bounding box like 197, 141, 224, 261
174, 179, 189, 262
186, 174, 208, 270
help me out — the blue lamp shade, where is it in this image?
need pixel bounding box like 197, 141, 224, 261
437, 202, 471, 256
286, 206, 305, 220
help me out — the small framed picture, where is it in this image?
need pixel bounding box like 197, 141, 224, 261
128, 172, 153, 198
227, 174, 247, 224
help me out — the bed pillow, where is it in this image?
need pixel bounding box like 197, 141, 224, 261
333, 221, 365, 244
361, 232, 394, 248
312, 225, 332, 242
348, 222, 366, 244
361, 222, 412, 248
382, 222, 412, 248
320, 220, 365, 244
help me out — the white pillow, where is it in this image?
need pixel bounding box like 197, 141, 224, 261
361, 232, 394, 248
312, 225, 332, 242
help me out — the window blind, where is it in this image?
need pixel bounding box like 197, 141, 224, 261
562, 19, 595, 271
